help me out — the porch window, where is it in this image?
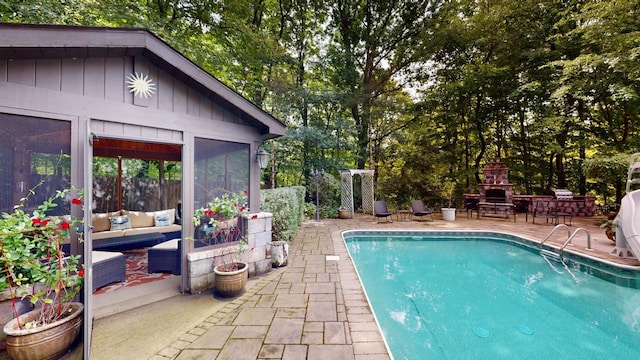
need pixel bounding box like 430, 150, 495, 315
193, 138, 249, 247
0, 114, 71, 214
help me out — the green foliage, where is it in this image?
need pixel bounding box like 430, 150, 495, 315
306, 172, 341, 210
303, 202, 316, 219
192, 190, 249, 227
320, 204, 340, 219
2, 0, 639, 206
0, 185, 84, 328
261, 186, 306, 242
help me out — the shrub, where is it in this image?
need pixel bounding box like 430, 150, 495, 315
320, 204, 340, 219
261, 186, 305, 242
303, 202, 316, 219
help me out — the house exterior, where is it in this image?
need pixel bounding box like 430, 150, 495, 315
0, 23, 286, 357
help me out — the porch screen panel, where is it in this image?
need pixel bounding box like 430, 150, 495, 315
194, 138, 249, 207
193, 138, 249, 247
0, 114, 71, 214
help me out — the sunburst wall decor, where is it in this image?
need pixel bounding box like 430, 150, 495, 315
126, 72, 156, 99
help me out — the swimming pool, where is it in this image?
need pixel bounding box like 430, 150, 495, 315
344, 230, 640, 360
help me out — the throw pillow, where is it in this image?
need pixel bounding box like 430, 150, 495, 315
109, 215, 132, 231
154, 214, 172, 227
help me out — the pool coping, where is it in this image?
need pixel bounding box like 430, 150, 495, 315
342, 229, 640, 271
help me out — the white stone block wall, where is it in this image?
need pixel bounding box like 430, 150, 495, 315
187, 212, 273, 294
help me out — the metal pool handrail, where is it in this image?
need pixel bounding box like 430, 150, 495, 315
540, 224, 592, 256
560, 227, 592, 256
540, 224, 571, 248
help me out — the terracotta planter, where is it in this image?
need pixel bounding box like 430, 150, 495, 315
4, 302, 83, 360
213, 261, 248, 297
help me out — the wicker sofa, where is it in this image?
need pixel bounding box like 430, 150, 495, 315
91, 208, 181, 251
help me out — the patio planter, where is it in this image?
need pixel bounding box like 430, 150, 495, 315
271, 241, 289, 267
213, 261, 248, 297
4, 302, 83, 360
441, 208, 456, 221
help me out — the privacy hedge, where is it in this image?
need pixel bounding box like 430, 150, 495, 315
261, 186, 306, 242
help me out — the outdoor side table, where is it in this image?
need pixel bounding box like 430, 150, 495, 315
396, 210, 411, 222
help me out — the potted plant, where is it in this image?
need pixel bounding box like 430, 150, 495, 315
440, 181, 457, 221
193, 190, 250, 297
599, 212, 618, 243
338, 206, 351, 219
1, 186, 85, 360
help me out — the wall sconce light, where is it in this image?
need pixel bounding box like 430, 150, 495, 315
256, 148, 270, 170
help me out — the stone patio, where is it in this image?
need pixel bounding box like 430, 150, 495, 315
147, 211, 639, 360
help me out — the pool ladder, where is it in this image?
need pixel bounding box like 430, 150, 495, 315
539, 224, 593, 260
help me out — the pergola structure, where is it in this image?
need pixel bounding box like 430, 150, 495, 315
340, 170, 375, 217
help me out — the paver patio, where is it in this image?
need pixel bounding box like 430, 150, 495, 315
151, 212, 639, 360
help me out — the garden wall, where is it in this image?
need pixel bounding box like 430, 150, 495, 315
187, 212, 273, 294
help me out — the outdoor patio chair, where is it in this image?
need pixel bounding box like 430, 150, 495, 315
464, 198, 480, 218
410, 200, 434, 221
374, 201, 393, 223
532, 200, 557, 224
513, 199, 530, 222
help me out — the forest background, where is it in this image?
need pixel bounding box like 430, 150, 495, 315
2, 0, 639, 213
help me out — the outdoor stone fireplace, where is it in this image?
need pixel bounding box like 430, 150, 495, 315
479, 158, 513, 204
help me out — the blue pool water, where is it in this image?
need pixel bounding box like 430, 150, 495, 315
344, 231, 640, 360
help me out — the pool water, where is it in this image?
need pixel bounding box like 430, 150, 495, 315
345, 233, 640, 360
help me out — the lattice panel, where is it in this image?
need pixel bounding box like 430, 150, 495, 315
340, 170, 374, 216
361, 172, 374, 215
341, 171, 354, 217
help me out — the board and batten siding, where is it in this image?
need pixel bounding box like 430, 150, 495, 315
0, 56, 247, 128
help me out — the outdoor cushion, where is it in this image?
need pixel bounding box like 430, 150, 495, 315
109, 215, 132, 231
151, 208, 176, 224
122, 210, 155, 228
92, 211, 121, 232
122, 224, 181, 237
154, 214, 172, 227
92, 230, 125, 240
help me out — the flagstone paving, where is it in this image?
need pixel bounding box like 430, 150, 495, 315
151, 212, 639, 360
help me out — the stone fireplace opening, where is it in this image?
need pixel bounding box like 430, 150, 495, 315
485, 189, 507, 203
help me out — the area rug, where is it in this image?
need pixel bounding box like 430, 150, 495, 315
93, 248, 174, 295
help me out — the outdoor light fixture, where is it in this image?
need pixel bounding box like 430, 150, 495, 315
256, 148, 270, 170
311, 169, 325, 222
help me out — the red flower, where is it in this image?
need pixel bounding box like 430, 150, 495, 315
71, 198, 82, 205
31, 218, 50, 227
240, 206, 246, 212
243, 190, 249, 195
59, 221, 70, 230
204, 209, 213, 217
78, 269, 85, 277
251, 214, 258, 220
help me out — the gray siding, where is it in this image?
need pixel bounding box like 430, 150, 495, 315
91, 119, 183, 143
1, 55, 247, 126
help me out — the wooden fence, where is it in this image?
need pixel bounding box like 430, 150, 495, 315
93, 176, 181, 213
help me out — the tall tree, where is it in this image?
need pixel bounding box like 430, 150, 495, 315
329, 0, 440, 170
